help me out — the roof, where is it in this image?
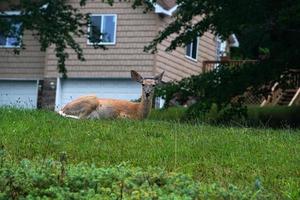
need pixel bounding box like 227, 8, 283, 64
157, 0, 177, 10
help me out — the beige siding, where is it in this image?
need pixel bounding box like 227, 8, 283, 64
155, 16, 217, 81
44, 1, 157, 78
0, 31, 45, 80
1, 1, 217, 81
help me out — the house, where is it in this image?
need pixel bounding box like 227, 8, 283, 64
0, 0, 217, 110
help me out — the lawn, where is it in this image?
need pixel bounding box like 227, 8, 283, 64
0, 108, 299, 198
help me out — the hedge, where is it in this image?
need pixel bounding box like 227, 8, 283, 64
0, 159, 269, 199
150, 106, 300, 128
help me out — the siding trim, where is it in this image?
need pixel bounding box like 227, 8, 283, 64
55, 77, 62, 111
0, 78, 40, 81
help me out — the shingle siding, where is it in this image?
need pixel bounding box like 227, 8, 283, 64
1, 1, 217, 81
155, 16, 217, 81
44, 1, 157, 78
0, 31, 45, 80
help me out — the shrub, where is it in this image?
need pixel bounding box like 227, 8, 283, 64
0, 159, 271, 199
246, 106, 300, 127
150, 106, 300, 128
155, 62, 282, 122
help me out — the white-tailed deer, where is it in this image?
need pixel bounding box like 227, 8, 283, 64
58, 70, 164, 120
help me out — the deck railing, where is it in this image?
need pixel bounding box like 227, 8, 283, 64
283, 69, 300, 88
202, 60, 300, 106
202, 60, 258, 73
261, 69, 300, 106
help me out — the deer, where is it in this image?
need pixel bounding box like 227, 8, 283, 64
58, 70, 164, 120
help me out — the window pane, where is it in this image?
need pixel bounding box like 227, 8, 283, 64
7, 23, 21, 46
102, 16, 116, 43
0, 17, 21, 47
191, 38, 198, 59
186, 43, 191, 57
90, 16, 102, 43
6, 37, 18, 46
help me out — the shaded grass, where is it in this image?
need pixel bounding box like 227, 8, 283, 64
0, 108, 299, 198
247, 105, 300, 127
149, 107, 186, 122
150, 106, 300, 128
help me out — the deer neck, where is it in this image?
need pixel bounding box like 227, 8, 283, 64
138, 94, 153, 119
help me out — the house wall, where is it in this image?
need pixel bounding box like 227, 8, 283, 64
0, 1, 217, 81
44, 1, 158, 79
155, 16, 217, 81
0, 31, 45, 80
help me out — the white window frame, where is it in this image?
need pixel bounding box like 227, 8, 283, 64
0, 11, 22, 48
87, 14, 117, 46
185, 37, 199, 62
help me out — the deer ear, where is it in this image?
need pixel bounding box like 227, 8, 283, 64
154, 71, 164, 84
131, 70, 143, 83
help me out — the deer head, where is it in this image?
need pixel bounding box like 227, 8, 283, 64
131, 70, 164, 101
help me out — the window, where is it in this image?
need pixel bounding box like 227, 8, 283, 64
88, 14, 117, 45
186, 37, 198, 60
0, 17, 21, 48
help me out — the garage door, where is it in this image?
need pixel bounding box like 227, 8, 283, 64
0, 80, 38, 109
56, 79, 141, 110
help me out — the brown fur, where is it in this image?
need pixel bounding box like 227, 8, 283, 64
59, 70, 164, 120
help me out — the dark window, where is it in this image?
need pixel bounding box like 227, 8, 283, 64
0, 17, 21, 47
186, 37, 198, 60
89, 15, 117, 45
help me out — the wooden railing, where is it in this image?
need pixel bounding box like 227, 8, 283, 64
260, 82, 283, 107
202, 60, 300, 106
202, 60, 258, 73
261, 69, 300, 107
289, 88, 300, 106
283, 69, 300, 88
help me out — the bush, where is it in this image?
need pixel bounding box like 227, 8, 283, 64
206, 105, 300, 127
155, 62, 283, 122
0, 159, 270, 199
150, 106, 300, 128
247, 106, 300, 127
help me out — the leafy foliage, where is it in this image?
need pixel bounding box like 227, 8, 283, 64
1, 0, 300, 81
146, 0, 300, 117
155, 62, 283, 121
0, 0, 156, 78
143, 0, 300, 70
0, 157, 269, 199
0, 0, 105, 78
246, 105, 300, 128
150, 106, 300, 128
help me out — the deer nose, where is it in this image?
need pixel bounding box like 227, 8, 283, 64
145, 93, 150, 97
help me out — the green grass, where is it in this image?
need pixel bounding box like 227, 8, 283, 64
150, 105, 300, 128
149, 107, 186, 122
0, 108, 300, 198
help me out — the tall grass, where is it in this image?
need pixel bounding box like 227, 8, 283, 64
0, 108, 299, 198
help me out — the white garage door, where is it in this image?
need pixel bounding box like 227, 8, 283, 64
56, 79, 141, 110
0, 80, 38, 109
